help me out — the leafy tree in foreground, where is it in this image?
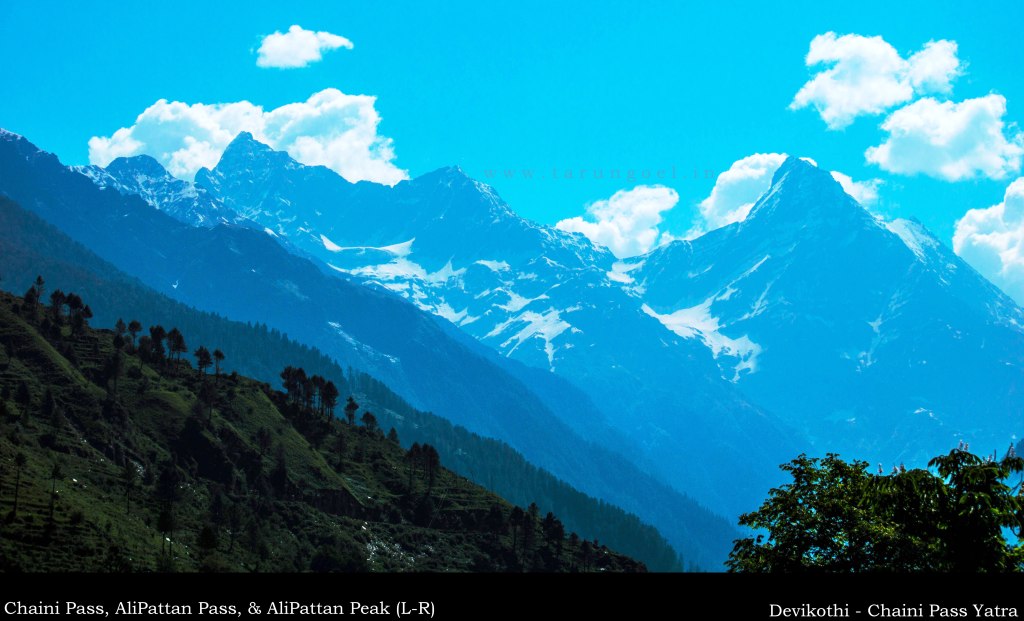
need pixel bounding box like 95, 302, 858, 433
727, 446, 1024, 572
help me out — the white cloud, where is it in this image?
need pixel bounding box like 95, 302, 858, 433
555, 185, 679, 258
830, 171, 882, 205
698, 153, 788, 230
865, 95, 1023, 181
953, 178, 1024, 303
88, 88, 408, 185
256, 25, 353, 69
791, 32, 961, 129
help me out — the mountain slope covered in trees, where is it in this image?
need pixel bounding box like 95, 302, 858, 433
0, 289, 647, 572
0, 197, 713, 570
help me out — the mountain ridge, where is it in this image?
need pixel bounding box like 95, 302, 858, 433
0, 129, 737, 566
632, 156, 1024, 464
187, 131, 803, 516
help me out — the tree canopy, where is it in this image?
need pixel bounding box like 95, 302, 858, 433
727, 445, 1024, 572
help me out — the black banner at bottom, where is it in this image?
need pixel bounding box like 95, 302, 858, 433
0, 573, 1021, 619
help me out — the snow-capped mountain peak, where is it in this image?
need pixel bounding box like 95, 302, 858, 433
73, 155, 241, 228
743, 155, 876, 232
631, 154, 1024, 468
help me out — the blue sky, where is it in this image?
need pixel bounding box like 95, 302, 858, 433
2, 1, 1024, 294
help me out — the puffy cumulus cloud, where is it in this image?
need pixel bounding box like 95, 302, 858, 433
791, 32, 961, 129
865, 95, 1023, 181
88, 88, 408, 184
953, 178, 1024, 303
256, 25, 353, 69
830, 171, 882, 205
698, 153, 788, 230
555, 185, 679, 258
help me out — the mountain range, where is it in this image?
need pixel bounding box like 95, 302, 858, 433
0, 129, 734, 567
4, 124, 1023, 567
187, 132, 800, 514
631, 157, 1024, 464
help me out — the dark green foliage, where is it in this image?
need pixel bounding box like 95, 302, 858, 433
194, 346, 212, 376
0, 205, 687, 568
728, 447, 1024, 572
127, 320, 141, 348
350, 373, 685, 571
0, 290, 645, 572
344, 396, 358, 425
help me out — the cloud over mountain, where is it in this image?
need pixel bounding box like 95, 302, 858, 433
88, 89, 407, 184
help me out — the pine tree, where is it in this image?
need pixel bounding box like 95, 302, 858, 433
213, 349, 225, 383
321, 381, 339, 421
167, 328, 187, 363
344, 396, 358, 425
49, 290, 65, 323
194, 346, 212, 376
149, 326, 167, 361
33, 275, 45, 310
127, 320, 141, 348
406, 443, 421, 491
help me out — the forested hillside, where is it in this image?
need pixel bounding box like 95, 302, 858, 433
0, 195, 721, 569
0, 290, 646, 572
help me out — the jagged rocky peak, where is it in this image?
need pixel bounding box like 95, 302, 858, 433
0, 127, 26, 141
418, 165, 471, 183
105, 154, 169, 179
209, 131, 293, 176
745, 156, 871, 229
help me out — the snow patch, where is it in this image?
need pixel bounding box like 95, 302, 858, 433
868, 316, 882, 334
348, 258, 429, 281
476, 259, 511, 272
320, 234, 342, 252
435, 301, 471, 325
486, 308, 571, 369
497, 289, 549, 313
642, 301, 762, 381
380, 239, 414, 257
607, 260, 645, 284
425, 260, 467, 285
740, 255, 770, 279
885, 219, 938, 262
325, 238, 415, 257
